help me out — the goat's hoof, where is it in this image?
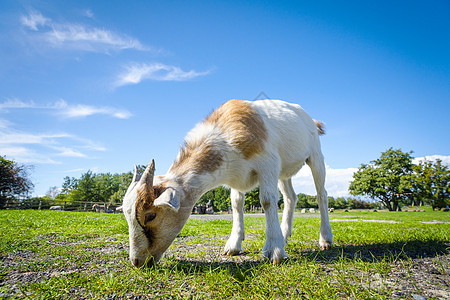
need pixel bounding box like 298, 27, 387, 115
320, 241, 332, 250
222, 249, 241, 256
263, 247, 288, 265
272, 256, 287, 265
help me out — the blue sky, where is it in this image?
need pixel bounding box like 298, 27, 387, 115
1, 0, 449, 197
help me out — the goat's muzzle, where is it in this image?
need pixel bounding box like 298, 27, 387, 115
131, 256, 155, 268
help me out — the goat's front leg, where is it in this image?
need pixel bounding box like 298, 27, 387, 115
260, 182, 287, 264
223, 189, 245, 256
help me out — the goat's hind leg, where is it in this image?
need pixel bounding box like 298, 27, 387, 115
307, 153, 333, 250
223, 189, 245, 256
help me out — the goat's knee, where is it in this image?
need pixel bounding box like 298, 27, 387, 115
260, 198, 272, 211
259, 188, 278, 211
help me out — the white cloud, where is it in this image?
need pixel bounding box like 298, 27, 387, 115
20, 11, 49, 31
0, 118, 13, 129
0, 102, 109, 164
82, 9, 94, 19
20, 10, 147, 52
413, 155, 450, 166
0, 130, 70, 145
0, 146, 59, 164
45, 24, 146, 51
0, 128, 103, 164
292, 164, 357, 198
0, 98, 118, 164
55, 147, 87, 158
64, 168, 86, 173
0, 98, 36, 110
115, 62, 211, 87
59, 103, 132, 119
0, 98, 131, 119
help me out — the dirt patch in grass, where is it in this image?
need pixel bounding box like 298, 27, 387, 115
386, 256, 450, 299
1, 233, 449, 299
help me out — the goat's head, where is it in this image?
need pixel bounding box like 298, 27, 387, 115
122, 160, 188, 267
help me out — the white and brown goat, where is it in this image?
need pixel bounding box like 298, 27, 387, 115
122, 99, 332, 267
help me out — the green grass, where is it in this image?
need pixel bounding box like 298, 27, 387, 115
329, 207, 450, 222
0, 210, 448, 299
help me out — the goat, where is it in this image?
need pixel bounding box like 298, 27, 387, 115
122, 99, 332, 267
92, 204, 106, 213
106, 203, 121, 213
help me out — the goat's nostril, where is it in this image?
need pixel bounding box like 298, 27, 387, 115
132, 258, 140, 267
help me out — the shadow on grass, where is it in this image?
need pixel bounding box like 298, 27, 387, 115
294, 239, 450, 264
164, 258, 262, 282
160, 239, 449, 280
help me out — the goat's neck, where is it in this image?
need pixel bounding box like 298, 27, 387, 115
169, 167, 225, 210
167, 140, 232, 209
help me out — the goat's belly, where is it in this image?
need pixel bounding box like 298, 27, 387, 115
225, 169, 259, 192
279, 161, 305, 180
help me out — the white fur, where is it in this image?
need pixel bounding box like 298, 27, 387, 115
123, 99, 332, 266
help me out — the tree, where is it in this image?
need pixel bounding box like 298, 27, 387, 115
0, 156, 33, 208
110, 172, 133, 203
57, 167, 143, 204
296, 193, 318, 209
349, 148, 413, 211
72, 171, 100, 202
245, 187, 261, 211
61, 176, 78, 194
335, 197, 350, 209
198, 186, 231, 211
412, 159, 450, 209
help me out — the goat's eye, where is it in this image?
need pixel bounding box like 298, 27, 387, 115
145, 213, 156, 223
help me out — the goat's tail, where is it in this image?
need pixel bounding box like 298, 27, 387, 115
313, 120, 326, 135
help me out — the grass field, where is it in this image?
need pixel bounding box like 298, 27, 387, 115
0, 209, 449, 299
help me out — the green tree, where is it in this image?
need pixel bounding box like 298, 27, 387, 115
296, 193, 308, 209
245, 187, 261, 211
110, 172, 133, 203
198, 186, 231, 211
0, 156, 33, 208
335, 197, 349, 209
71, 171, 102, 202
61, 176, 78, 194
58, 166, 145, 205
349, 148, 413, 211
296, 193, 318, 209
95, 173, 121, 202
412, 159, 450, 209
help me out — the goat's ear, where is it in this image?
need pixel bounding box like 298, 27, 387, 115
132, 164, 141, 182
153, 188, 180, 212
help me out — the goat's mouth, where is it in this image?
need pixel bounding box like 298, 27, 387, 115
131, 255, 157, 268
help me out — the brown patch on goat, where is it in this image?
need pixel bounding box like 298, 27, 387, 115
134, 182, 173, 247
135, 182, 168, 229
170, 136, 224, 176
205, 100, 267, 159
314, 120, 326, 135
169, 100, 266, 175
